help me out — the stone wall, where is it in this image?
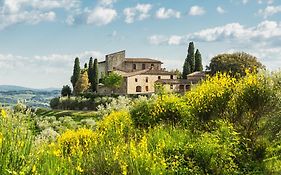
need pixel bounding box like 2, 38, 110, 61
123, 62, 161, 71
126, 74, 171, 94
105, 50, 125, 72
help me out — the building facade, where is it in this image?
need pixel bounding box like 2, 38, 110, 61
97, 50, 205, 95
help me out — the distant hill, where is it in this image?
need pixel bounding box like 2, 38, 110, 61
0, 85, 59, 92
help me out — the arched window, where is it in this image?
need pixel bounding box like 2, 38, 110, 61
146, 77, 149, 83
133, 64, 136, 70
136, 86, 142, 92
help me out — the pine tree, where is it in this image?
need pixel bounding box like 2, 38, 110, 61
74, 72, 90, 95
93, 58, 99, 92
71, 57, 80, 91
88, 57, 94, 91
195, 49, 203, 71
187, 42, 195, 72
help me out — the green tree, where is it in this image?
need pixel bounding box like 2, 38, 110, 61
71, 57, 81, 91
209, 52, 264, 76
182, 60, 191, 79
195, 49, 203, 71
93, 58, 99, 92
84, 63, 87, 69
103, 72, 123, 93
88, 57, 94, 91
74, 72, 90, 95
188, 42, 195, 72
61, 85, 72, 97
182, 42, 195, 79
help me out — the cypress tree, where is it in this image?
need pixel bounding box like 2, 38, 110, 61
88, 57, 94, 91
182, 42, 195, 79
71, 57, 80, 91
93, 58, 99, 92
84, 63, 88, 69
187, 42, 195, 72
182, 59, 189, 79
195, 49, 203, 71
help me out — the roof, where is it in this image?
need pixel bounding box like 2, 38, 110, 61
141, 69, 177, 75
114, 68, 176, 77
125, 58, 162, 63
156, 71, 206, 85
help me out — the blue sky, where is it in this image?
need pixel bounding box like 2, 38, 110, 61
0, 0, 281, 88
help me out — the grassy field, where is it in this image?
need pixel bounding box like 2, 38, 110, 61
35, 108, 98, 121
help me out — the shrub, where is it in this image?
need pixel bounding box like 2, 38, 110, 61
185, 73, 236, 122
131, 94, 192, 128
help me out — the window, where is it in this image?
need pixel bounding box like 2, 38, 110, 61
151, 64, 154, 67
136, 86, 142, 92
135, 78, 138, 82
179, 85, 184, 90
133, 64, 136, 70
146, 77, 149, 83
186, 85, 191, 90
170, 75, 173, 79
146, 86, 149, 91
170, 84, 173, 89
158, 76, 161, 80
142, 64, 146, 70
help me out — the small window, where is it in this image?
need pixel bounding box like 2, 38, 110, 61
186, 85, 190, 90
158, 76, 161, 80
170, 85, 173, 89
146, 86, 149, 91
170, 75, 173, 79
151, 64, 154, 67
133, 64, 136, 70
142, 64, 146, 70
136, 86, 142, 92
146, 77, 149, 83
135, 78, 138, 82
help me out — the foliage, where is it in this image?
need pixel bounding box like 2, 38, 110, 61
71, 57, 81, 91
74, 72, 90, 95
209, 52, 264, 76
88, 57, 94, 92
61, 85, 72, 97
1, 70, 281, 174
93, 58, 99, 92
195, 49, 203, 71
103, 72, 123, 92
185, 73, 236, 122
182, 42, 195, 78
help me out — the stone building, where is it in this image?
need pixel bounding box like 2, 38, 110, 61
97, 50, 205, 95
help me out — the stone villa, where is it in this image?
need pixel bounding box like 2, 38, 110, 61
97, 50, 205, 95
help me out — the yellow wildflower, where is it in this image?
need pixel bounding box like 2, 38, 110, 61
76, 165, 83, 173
0, 132, 2, 144
1, 109, 7, 118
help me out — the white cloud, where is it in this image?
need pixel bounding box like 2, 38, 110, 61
0, 0, 80, 29
216, 6, 226, 14
86, 6, 117, 26
189, 6, 205, 16
156, 7, 181, 19
258, 6, 281, 18
98, 0, 117, 6
0, 10, 56, 29
123, 3, 152, 23
149, 20, 281, 45
242, 0, 249, 4
0, 51, 103, 88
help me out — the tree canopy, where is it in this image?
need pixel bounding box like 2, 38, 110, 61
61, 85, 72, 97
103, 72, 123, 93
209, 52, 264, 76
71, 57, 81, 91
